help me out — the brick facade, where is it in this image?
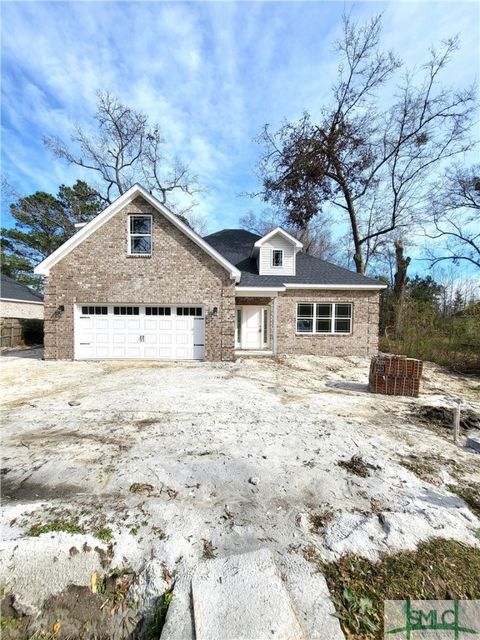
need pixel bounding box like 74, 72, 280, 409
43, 196, 236, 361
276, 289, 379, 357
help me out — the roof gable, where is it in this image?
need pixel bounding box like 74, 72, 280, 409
254, 227, 303, 249
34, 185, 241, 281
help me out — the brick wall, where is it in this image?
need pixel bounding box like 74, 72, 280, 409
276, 289, 379, 357
44, 196, 236, 361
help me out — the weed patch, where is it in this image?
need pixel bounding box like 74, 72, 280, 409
94, 526, 113, 541
399, 457, 438, 483
27, 520, 83, 537
144, 590, 174, 640
323, 538, 480, 639
338, 455, 369, 478
309, 510, 334, 533
202, 539, 216, 559
448, 483, 480, 518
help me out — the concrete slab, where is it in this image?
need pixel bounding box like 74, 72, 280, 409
160, 567, 195, 640
191, 548, 308, 640
277, 553, 345, 640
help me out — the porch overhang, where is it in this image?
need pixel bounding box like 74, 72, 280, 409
235, 286, 284, 297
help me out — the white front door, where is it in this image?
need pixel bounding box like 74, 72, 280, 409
242, 306, 263, 349
75, 305, 205, 360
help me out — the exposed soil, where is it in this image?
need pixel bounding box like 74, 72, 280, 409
1, 350, 479, 638
413, 404, 480, 434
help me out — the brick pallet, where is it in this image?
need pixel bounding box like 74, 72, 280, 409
369, 354, 423, 397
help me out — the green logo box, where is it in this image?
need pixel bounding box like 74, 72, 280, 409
384, 600, 480, 639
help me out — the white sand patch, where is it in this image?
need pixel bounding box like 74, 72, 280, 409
1, 351, 479, 615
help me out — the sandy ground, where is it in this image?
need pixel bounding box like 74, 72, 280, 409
1, 349, 479, 623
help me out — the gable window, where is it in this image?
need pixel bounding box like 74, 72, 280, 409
272, 249, 283, 267
296, 303, 352, 334
129, 215, 152, 255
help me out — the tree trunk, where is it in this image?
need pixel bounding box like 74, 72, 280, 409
391, 239, 411, 338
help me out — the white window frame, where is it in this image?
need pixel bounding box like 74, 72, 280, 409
272, 249, 284, 268
296, 302, 353, 335
128, 214, 152, 256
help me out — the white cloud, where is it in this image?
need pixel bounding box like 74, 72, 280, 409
1, 0, 478, 244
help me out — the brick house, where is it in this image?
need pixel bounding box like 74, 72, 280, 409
34, 184, 385, 361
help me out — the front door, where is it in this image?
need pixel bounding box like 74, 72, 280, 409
242, 306, 263, 349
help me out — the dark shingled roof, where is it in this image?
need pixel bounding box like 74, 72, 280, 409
204, 229, 382, 287
1, 275, 44, 303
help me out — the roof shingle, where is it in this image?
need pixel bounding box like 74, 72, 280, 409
1, 275, 44, 303
203, 229, 382, 287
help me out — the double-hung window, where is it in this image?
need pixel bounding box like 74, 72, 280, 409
272, 249, 283, 267
296, 303, 352, 334
129, 215, 152, 255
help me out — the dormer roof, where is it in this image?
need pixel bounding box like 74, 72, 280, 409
253, 227, 303, 250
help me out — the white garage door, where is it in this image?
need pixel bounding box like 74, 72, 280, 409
75, 305, 205, 360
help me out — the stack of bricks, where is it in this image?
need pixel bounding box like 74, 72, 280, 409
369, 353, 423, 397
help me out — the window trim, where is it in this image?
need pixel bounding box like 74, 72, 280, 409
271, 249, 284, 268
128, 214, 153, 256
295, 302, 353, 336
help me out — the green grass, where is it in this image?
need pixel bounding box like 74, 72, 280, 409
94, 526, 113, 541
27, 520, 84, 537
144, 591, 174, 640
323, 538, 480, 639
448, 483, 480, 519
0, 616, 24, 631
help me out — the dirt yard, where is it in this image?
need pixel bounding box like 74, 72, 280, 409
1, 349, 479, 636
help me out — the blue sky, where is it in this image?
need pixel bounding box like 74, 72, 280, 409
1, 0, 479, 270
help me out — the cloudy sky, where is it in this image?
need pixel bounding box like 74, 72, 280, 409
1, 1, 479, 258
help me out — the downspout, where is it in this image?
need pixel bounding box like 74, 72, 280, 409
272, 296, 278, 356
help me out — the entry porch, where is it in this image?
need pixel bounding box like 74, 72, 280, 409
234, 294, 277, 356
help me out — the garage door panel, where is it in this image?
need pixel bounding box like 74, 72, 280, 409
75, 305, 204, 360
144, 319, 157, 330
144, 347, 158, 357
175, 347, 190, 359
176, 319, 189, 331
126, 347, 142, 358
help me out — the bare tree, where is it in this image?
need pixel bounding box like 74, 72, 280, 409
44, 91, 202, 217
424, 164, 480, 269
239, 209, 336, 260
256, 14, 476, 274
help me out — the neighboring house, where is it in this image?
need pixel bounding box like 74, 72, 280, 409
0, 275, 44, 348
34, 184, 385, 361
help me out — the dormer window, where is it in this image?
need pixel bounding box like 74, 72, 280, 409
272, 249, 283, 267
129, 215, 152, 255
